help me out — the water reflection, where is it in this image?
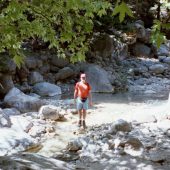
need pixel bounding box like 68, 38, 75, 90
42, 91, 169, 104
61, 92, 169, 103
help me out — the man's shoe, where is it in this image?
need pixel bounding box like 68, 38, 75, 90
82, 120, 87, 129
78, 120, 82, 127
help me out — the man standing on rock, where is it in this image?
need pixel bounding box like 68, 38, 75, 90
74, 73, 92, 129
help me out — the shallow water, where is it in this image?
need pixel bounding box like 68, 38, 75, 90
60, 91, 169, 105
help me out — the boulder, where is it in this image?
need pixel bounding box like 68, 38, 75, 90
28, 71, 44, 85
51, 55, 69, 68
111, 119, 132, 133
81, 64, 114, 93
55, 67, 74, 81
0, 128, 35, 156
157, 44, 170, 56
10, 116, 33, 133
38, 105, 65, 121
132, 43, 151, 57
163, 57, 170, 64
25, 57, 38, 69
33, 82, 61, 97
0, 55, 16, 73
149, 64, 165, 74
0, 74, 14, 95
90, 33, 114, 58
4, 87, 43, 113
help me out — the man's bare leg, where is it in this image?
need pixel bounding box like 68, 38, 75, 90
82, 109, 87, 128
78, 109, 82, 127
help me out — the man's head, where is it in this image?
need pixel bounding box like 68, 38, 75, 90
80, 73, 86, 82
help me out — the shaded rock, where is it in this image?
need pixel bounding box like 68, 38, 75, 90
16, 65, 29, 83
3, 108, 20, 116
90, 33, 114, 58
132, 43, 151, 57
148, 149, 170, 163
55, 67, 74, 81
4, 87, 43, 113
0, 55, 16, 73
163, 57, 170, 64
33, 82, 61, 97
0, 74, 14, 95
39, 64, 50, 74
157, 44, 170, 56
25, 57, 38, 69
51, 55, 69, 68
28, 71, 43, 85
0, 152, 75, 170
149, 64, 165, 74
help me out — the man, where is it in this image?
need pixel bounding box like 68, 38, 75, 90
74, 73, 92, 129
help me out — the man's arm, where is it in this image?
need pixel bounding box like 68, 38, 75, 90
74, 88, 78, 104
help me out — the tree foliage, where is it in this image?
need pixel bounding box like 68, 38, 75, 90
150, 0, 170, 47
0, 0, 169, 66
0, 0, 111, 66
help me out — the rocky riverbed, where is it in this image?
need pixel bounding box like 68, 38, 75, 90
1, 92, 170, 169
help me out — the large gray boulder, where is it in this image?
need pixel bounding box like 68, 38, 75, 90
81, 64, 114, 93
33, 82, 61, 97
4, 87, 43, 113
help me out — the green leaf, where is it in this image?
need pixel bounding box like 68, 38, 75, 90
13, 55, 24, 68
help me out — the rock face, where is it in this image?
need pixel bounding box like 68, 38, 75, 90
90, 33, 114, 58
4, 87, 43, 113
82, 64, 114, 93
